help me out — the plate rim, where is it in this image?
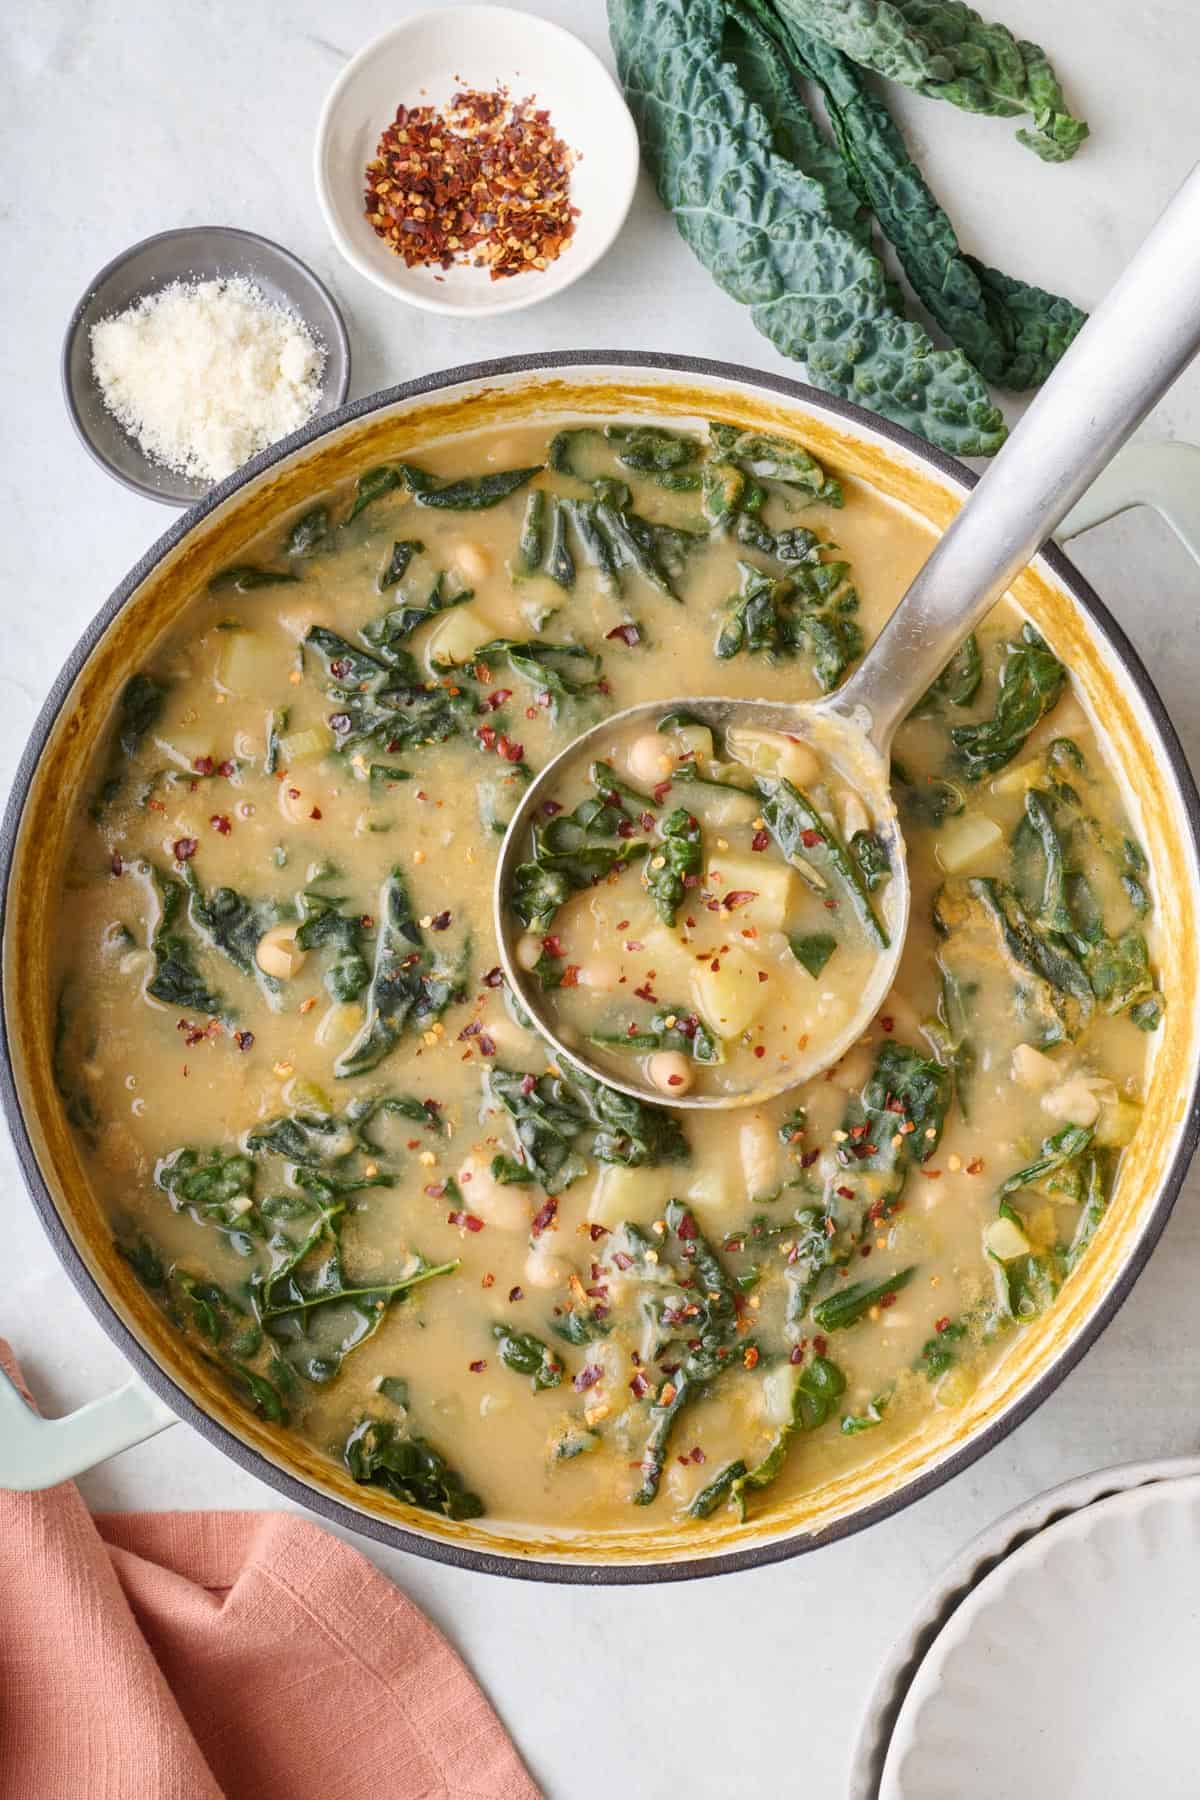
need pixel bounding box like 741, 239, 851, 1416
849, 1453, 1200, 1798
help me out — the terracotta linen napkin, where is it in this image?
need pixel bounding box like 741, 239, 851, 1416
0, 1345, 540, 1800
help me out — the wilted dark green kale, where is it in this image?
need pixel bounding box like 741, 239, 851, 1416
714, 558, 861, 691
646, 807, 702, 926
143, 864, 222, 1015
511, 794, 651, 935
295, 894, 371, 1002
344, 1417, 484, 1519
486, 1066, 689, 1194
633, 1201, 742, 1505
335, 867, 468, 1078
729, 1354, 846, 1517
934, 876, 1094, 1049
951, 626, 1065, 779
493, 1324, 565, 1391
756, 775, 888, 946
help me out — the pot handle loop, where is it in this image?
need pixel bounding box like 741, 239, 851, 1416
1058, 440, 1200, 568
0, 1364, 176, 1491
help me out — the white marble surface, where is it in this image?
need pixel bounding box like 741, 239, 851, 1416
4, 3, 1200, 1795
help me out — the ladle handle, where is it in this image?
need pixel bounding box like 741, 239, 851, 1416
831, 161, 1200, 751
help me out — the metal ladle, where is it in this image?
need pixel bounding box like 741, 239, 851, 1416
495, 164, 1200, 1110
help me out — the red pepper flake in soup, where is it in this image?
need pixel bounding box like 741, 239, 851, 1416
530, 1197, 558, 1237
364, 86, 579, 282
172, 837, 197, 861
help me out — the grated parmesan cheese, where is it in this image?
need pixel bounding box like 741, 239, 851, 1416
90, 276, 326, 482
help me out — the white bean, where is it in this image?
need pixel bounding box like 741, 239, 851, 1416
256, 925, 307, 981
626, 732, 675, 788
515, 933, 544, 972
449, 540, 492, 585
457, 1153, 531, 1231
647, 1050, 694, 1096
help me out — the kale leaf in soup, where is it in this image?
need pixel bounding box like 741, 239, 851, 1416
56, 413, 1159, 1536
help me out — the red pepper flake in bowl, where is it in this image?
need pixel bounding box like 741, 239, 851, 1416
363, 86, 579, 281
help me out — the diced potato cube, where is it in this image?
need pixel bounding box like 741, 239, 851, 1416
315, 1001, 364, 1050
691, 943, 767, 1039
672, 725, 714, 761
934, 1365, 978, 1409
703, 853, 795, 930
761, 1362, 798, 1425
936, 812, 1004, 874
693, 787, 760, 829
990, 757, 1043, 798
423, 605, 495, 668
217, 629, 276, 698
1011, 1043, 1060, 1089
1094, 1098, 1143, 1148
588, 1163, 675, 1229
686, 1166, 732, 1218
279, 726, 333, 764
726, 726, 819, 788
984, 1215, 1033, 1261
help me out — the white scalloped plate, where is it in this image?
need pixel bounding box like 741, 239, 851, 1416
880, 1475, 1200, 1799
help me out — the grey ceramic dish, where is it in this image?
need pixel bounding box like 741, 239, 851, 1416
61, 226, 352, 507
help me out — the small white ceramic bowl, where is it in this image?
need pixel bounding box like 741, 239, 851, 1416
313, 7, 640, 317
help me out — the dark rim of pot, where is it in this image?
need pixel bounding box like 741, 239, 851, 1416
4, 351, 1199, 1585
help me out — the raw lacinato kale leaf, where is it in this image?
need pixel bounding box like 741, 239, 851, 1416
772, 0, 1088, 161
952, 625, 1066, 779
608, 0, 1007, 456
344, 1417, 485, 1519
335, 868, 468, 1078
715, 558, 862, 690
772, 22, 1085, 388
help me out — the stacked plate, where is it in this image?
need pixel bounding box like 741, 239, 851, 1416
851, 1457, 1200, 1798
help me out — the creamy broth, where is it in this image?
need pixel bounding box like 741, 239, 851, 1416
53, 417, 1161, 1536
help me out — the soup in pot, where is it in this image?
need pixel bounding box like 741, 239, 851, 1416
52, 416, 1162, 1534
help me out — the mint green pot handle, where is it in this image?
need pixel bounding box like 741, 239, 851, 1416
1058, 440, 1200, 567
0, 1363, 176, 1489
2, 445, 1194, 1493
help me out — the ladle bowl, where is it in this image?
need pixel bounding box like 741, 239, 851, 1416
493, 694, 908, 1109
